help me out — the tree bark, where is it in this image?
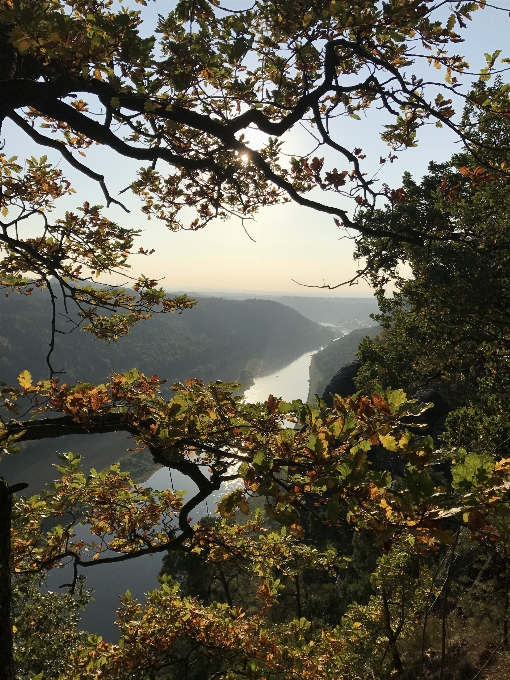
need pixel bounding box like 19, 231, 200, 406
0, 478, 15, 680
381, 586, 404, 674
439, 530, 459, 680
0, 479, 28, 680
504, 548, 508, 647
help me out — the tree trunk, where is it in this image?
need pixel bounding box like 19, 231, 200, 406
504, 548, 508, 647
0, 478, 15, 680
439, 530, 459, 680
381, 586, 404, 674
0, 479, 27, 680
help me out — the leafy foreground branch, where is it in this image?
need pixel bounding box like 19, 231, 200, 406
0, 153, 196, 375
3, 372, 510, 678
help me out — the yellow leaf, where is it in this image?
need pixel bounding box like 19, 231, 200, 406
399, 431, 411, 448
379, 433, 398, 451
18, 370, 33, 390
352, 622, 362, 629
15, 38, 33, 53
289, 523, 305, 539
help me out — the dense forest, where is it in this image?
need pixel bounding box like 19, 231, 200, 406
0, 290, 332, 388
1, 1, 510, 679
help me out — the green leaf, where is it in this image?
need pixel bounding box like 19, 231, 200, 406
253, 450, 265, 466
451, 452, 494, 490
217, 489, 244, 517
343, 412, 357, 432
386, 389, 408, 413
278, 399, 301, 414
253, 450, 272, 473
122, 368, 140, 383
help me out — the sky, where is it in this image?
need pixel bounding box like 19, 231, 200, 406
4, 0, 510, 296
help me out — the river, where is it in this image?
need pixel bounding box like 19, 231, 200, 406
45, 348, 319, 640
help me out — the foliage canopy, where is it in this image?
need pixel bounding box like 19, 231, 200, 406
2, 1, 510, 679
1, 0, 510, 353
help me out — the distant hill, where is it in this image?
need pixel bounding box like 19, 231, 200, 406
186, 293, 380, 332
0, 289, 333, 390
0, 289, 334, 494
307, 326, 381, 403
272, 296, 379, 329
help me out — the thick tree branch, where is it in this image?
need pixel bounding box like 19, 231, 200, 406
5, 79, 213, 171
3, 413, 132, 442
8, 111, 129, 212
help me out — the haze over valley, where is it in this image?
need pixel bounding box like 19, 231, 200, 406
0, 290, 378, 494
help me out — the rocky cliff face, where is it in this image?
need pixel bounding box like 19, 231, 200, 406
321, 359, 362, 406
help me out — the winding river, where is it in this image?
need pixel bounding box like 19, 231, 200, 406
44, 348, 319, 641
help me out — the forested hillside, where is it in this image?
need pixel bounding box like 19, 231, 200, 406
307, 326, 380, 402
200, 294, 380, 330
273, 296, 379, 330
0, 290, 333, 389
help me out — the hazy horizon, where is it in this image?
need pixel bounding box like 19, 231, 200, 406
165, 288, 376, 299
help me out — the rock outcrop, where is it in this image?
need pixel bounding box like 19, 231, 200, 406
321, 359, 363, 406
321, 360, 451, 478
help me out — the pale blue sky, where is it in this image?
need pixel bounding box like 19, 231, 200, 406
5, 0, 510, 296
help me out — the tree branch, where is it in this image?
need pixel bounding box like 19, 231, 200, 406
8, 111, 129, 212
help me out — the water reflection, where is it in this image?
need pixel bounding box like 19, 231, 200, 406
243, 349, 317, 403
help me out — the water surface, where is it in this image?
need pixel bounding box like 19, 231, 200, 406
47, 349, 318, 640
243, 349, 317, 403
